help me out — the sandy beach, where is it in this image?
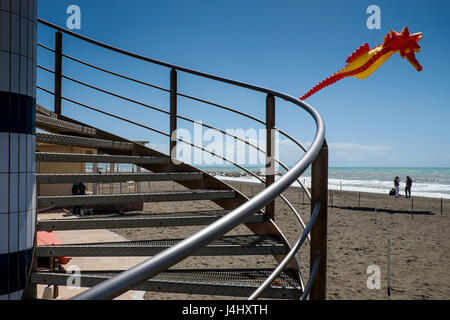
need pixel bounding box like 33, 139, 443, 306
102, 179, 450, 300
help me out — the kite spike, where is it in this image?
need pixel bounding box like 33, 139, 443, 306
346, 43, 370, 64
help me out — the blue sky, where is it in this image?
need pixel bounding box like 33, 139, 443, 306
36, 0, 450, 167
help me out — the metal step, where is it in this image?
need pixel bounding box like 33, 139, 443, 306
36, 152, 169, 165
37, 104, 56, 118
30, 268, 301, 299
36, 114, 97, 136
37, 210, 266, 231
36, 133, 134, 151
38, 190, 236, 207
35, 235, 287, 257
37, 172, 203, 184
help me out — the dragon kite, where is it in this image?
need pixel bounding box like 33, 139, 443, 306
300, 26, 423, 100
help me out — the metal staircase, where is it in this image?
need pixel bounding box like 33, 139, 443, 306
26, 19, 328, 300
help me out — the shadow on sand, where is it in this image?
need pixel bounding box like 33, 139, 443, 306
331, 205, 434, 216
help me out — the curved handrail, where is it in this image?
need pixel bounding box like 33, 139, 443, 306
37, 64, 312, 201
249, 201, 321, 299
38, 85, 311, 232
37, 19, 326, 300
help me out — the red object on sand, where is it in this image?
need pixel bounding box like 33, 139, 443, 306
37, 231, 72, 265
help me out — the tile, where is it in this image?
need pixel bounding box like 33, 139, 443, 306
0, 0, 11, 11
28, 0, 34, 22
30, 135, 35, 171
10, 12, 19, 54
0, 173, 8, 214
9, 133, 18, 172
20, 16, 27, 57
18, 133, 26, 172
0, 133, 9, 173
18, 210, 26, 251
10, 53, 19, 94
19, 55, 27, 96
0, 10, 10, 52
20, 0, 27, 18
8, 211, 17, 252
31, 178, 35, 210
27, 20, 32, 58
10, 0, 19, 14
9, 172, 18, 213
26, 134, 33, 172
0, 214, 8, 254
18, 172, 26, 212
0, 51, 10, 92
27, 58, 32, 97
25, 172, 32, 211
26, 208, 32, 248
30, 209, 35, 247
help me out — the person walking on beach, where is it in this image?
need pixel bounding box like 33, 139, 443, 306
394, 176, 400, 198
405, 176, 412, 198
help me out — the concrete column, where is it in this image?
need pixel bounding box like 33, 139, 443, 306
0, 0, 37, 300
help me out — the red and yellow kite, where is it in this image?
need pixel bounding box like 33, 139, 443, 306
300, 26, 423, 100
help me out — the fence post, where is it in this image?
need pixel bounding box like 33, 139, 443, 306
54, 31, 63, 114
170, 68, 177, 164
265, 94, 275, 220
310, 139, 328, 300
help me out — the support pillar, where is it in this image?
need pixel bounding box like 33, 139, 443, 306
0, 0, 37, 300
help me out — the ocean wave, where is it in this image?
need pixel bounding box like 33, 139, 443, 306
216, 175, 450, 199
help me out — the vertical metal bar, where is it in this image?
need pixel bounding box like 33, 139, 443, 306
387, 238, 391, 296
265, 94, 275, 220
310, 140, 328, 300
170, 68, 177, 164
54, 31, 63, 114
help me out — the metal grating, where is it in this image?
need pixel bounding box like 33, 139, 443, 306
35, 235, 287, 257
37, 210, 266, 231
31, 269, 301, 299
36, 172, 203, 184
36, 114, 97, 136
35, 152, 169, 164
36, 133, 134, 150
38, 190, 236, 207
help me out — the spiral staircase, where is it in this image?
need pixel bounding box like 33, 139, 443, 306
25, 19, 328, 300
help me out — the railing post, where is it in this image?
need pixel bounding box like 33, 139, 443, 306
54, 31, 63, 114
170, 68, 177, 164
265, 94, 275, 220
310, 139, 328, 300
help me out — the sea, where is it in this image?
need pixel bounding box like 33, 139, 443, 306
199, 166, 450, 200
89, 164, 450, 199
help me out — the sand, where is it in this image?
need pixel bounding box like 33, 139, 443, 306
104, 180, 450, 300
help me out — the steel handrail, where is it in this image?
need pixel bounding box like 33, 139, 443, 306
37, 68, 312, 200
37, 19, 326, 300
71, 97, 324, 300
249, 201, 321, 300
300, 254, 321, 300
37, 87, 311, 226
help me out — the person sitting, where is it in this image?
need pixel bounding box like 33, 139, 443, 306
389, 188, 396, 196
71, 182, 86, 216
